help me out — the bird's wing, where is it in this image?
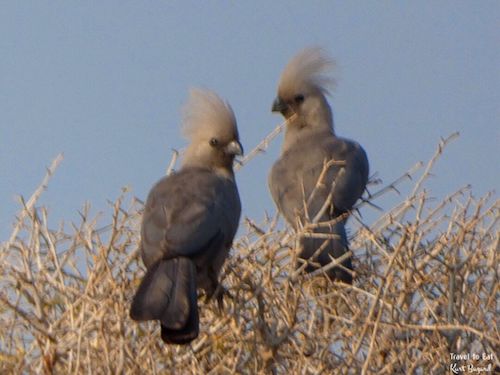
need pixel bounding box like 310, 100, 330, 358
324, 136, 369, 213
141, 167, 238, 268
269, 133, 368, 226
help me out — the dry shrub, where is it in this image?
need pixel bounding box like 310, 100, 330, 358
1, 133, 498, 374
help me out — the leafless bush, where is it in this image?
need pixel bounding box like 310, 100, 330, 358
1, 133, 498, 374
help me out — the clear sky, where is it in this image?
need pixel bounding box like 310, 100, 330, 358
1, 2, 499, 240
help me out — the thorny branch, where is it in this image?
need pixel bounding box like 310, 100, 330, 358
1, 133, 499, 374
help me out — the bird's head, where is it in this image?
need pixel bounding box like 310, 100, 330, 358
272, 47, 335, 132
182, 89, 243, 175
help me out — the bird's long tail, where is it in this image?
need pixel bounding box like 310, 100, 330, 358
299, 220, 353, 284
130, 257, 199, 344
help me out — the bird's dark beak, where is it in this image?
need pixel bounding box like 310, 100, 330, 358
225, 140, 244, 156
271, 97, 288, 114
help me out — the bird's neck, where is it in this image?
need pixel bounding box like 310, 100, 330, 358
182, 158, 235, 181
282, 113, 335, 154
214, 166, 236, 181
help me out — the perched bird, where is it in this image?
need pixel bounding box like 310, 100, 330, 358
269, 47, 369, 283
130, 89, 243, 344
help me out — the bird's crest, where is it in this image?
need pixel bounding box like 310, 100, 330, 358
182, 88, 238, 142
278, 47, 336, 97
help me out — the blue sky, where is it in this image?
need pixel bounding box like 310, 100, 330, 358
1, 2, 498, 240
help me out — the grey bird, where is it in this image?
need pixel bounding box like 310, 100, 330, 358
130, 89, 243, 344
269, 47, 369, 283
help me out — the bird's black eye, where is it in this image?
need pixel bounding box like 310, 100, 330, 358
294, 94, 305, 104
209, 138, 219, 147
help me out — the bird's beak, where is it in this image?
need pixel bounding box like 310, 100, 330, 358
225, 140, 244, 156
271, 96, 288, 114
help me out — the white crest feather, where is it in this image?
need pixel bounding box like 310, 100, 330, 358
182, 88, 238, 141
278, 47, 336, 97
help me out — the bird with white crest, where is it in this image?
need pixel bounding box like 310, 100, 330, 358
269, 47, 369, 283
130, 88, 243, 344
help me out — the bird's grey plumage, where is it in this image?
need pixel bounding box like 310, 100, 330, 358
269, 47, 369, 283
130, 89, 242, 344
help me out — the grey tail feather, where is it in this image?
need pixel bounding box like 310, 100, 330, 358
130, 257, 199, 344
160, 290, 199, 345
299, 221, 353, 284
